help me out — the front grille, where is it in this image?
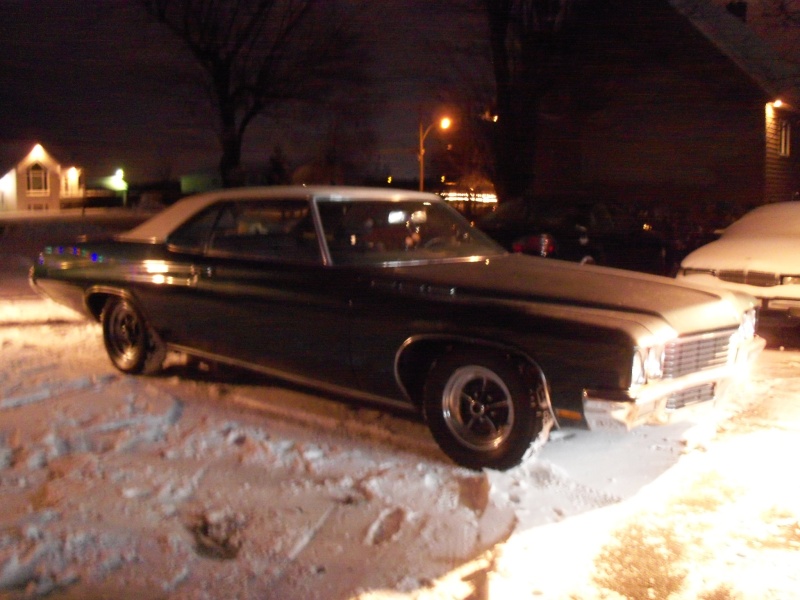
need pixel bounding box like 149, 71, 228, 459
718, 270, 780, 287
666, 383, 716, 410
663, 329, 734, 379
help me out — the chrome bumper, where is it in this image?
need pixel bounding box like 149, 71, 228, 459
582, 334, 766, 431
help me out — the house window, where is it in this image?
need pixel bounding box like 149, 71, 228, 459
61, 167, 82, 197
27, 163, 49, 196
780, 120, 791, 157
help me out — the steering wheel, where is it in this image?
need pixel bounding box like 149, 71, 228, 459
422, 236, 449, 249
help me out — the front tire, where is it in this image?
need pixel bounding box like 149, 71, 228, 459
423, 350, 543, 470
101, 297, 166, 375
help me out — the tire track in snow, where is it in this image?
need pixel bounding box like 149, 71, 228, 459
0, 374, 117, 409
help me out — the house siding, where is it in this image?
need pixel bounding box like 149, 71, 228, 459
764, 104, 800, 203
532, 0, 793, 223
16, 167, 61, 211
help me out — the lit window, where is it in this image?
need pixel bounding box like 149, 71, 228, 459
61, 167, 82, 197
27, 163, 49, 196
780, 120, 791, 157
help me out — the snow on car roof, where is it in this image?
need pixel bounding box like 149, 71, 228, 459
723, 201, 800, 238
120, 186, 440, 243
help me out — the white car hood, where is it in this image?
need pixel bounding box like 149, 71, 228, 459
682, 236, 800, 274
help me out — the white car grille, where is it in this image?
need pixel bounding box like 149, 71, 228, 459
666, 383, 716, 410
717, 270, 780, 287
663, 329, 734, 379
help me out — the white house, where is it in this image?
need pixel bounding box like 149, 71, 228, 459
0, 143, 85, 211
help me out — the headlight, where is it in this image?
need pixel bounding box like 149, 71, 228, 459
632, 351, 646, 386
737, 308, 757, 341
644, 346, 665, 380
780, 275, 800, 286
631, 345, 666, 386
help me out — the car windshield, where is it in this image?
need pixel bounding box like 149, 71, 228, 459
317, 198, 504, 265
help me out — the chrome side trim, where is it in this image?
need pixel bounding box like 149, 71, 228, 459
167, 343, 418, 414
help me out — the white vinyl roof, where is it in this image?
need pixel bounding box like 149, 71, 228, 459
120, 186, 439, 243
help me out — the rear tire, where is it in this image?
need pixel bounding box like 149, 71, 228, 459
423, 349, 543, 470
101, 297, 166, 375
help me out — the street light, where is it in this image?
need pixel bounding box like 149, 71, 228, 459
418, 116, 451, 191
107, 168, 129, 207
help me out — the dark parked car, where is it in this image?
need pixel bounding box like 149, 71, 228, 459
478, 196, 669, 274
30, 186, 764, 470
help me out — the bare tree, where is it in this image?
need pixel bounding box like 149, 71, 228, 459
481, 0, 585, 201
761, 0, 800, 57
141, 0, 371, 187
766, 0, 800, 24
479, 0, 622, 202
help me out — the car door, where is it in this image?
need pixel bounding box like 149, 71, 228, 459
157, 198, 357, 389
313, 198, 471, 405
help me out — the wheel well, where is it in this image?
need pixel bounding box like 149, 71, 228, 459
86, 293, 111, 321
397, 337, 547, 409
85, 289, 131, 321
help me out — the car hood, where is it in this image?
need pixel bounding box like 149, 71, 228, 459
681, 236, 800, 274
389, 254, 752, 334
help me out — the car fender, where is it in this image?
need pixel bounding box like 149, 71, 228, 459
84, 285, 142, 321
394, 333, 557, 426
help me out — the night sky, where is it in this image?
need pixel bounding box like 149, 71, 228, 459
2, 1, 785, 186
0, 1, 476, 184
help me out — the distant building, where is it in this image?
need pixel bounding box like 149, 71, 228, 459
0, 144, 85, 211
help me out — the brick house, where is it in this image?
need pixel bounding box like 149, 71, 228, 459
535, 0, 800, 220
0, 143, 85, 211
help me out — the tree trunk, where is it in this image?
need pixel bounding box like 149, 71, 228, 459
493, 96, 539, 202
219, 130, 244, 188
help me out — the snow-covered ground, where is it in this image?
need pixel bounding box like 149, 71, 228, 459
1, 297, 800, 599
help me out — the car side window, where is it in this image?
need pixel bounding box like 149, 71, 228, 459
207, 199, 322, 263
167, 205, 225, 250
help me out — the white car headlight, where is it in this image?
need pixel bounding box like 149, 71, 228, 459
645, 346, 665, 380
632, 351, 646, 386
632, 344, 666, 386
737, 308, 757, 341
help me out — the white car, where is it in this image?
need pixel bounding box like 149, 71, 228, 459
677, 201, 800, 326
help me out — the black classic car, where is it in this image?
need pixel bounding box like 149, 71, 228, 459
478, 196, 670, 274
30, 186, 764, 470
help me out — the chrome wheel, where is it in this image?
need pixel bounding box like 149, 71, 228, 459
423, 349, 544, 470
441, 365, 514, 452
102, 297, 165, 375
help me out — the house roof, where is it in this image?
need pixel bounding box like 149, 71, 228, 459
672, 0, 800, 102
0, 141, 36, 175
0, 140, 75, 176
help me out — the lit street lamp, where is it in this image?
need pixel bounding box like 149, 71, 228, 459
418, 117, 451, 191
104, 168, 129, 207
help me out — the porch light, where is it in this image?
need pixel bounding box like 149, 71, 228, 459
30, 144, 45, 161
